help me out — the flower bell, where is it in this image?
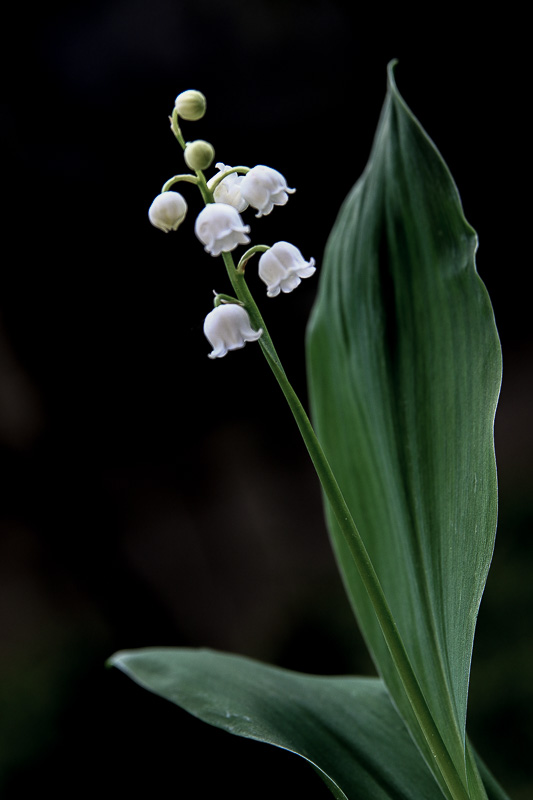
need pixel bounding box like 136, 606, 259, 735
240, 165, 295, 217
258, 242, 316, 297
208, 163, 249, 213
204, 303, 263, 359
148, 191, 188, 233
195, 203, 251, 256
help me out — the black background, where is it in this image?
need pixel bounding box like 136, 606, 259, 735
1, 3, 531, 798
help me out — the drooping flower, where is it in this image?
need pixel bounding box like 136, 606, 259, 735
207, 163, 249, 212
203, 303, 263, 359
258, 242, 316, 297
240, 165, 295, 217
148, 191, 188, 233
195, 203, 251, 256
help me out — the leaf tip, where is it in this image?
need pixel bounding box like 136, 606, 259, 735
106, 650, 129, 672
386, 59, 402, 101
387, 58, 399, 81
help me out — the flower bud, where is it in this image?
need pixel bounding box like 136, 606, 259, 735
195, 203, 251, 256
184, 139, 215, 171
258, 242, 316, 297
204, 303, 262, 359
174, 90, 206, 121
148, 191, 188, 233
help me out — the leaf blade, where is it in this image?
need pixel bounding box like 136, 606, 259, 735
108, 648, 509, 800
306, 62, 502, 793
109, 647, 443, 800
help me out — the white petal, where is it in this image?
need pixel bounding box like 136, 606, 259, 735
280, 273, 302, 293
195, 204, 250, 256
148, 192, 188, 232
204, 304, 262, 358
258, 242, 316, 297
296, 259, 316, 279
240, 165, 295, 217
213, 177, 249, 212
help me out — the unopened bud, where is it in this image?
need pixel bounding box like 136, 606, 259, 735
174, 90, 206, 121
148, 191, 188, 233
184, 139, 215, 171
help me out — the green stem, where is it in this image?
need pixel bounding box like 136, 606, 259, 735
169, 109, 475, 797
220, 250, 471, 800
168, 110, 213, 204
221, 253, 284, 373
195, 170, 213, 205
162, 174, 200, 193
208, 165, 250, 193
170, 107, 187, 149
237, 245, 270, 274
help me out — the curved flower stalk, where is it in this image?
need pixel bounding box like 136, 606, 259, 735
208, 163, 249, 212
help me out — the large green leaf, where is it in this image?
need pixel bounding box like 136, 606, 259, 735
108, 648, 509, 800
306, 62, 502, 795
108, 647, 444, 799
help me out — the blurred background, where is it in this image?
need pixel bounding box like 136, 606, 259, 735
1, 2, 530, 797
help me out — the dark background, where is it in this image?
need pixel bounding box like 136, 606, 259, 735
1, 2, 531, 798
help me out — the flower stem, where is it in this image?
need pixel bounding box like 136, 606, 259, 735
207, 165, 250, 193
171, 94, 475, 792
170, 108, 187, 148
237, 245, 270, 274
161, 174, 200, 192
221, 253, 284, 374
220, 250, 472, 800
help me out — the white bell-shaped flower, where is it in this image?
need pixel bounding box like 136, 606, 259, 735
148, 191, 188, 232
195, 203, 251, 256
204, 303, 263, 359
240, 165, 295, 217
208, 163, 249, 213
258, 242, 316, 297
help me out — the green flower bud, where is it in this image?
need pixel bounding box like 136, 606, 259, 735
184, 139, 215, 171
174, 89, 206, 121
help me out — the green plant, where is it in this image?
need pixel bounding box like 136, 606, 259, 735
108, 63, 508, 800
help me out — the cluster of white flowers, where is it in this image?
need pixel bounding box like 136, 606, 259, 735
148, 91, 316, 359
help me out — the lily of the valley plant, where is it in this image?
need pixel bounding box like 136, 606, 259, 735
109, 67, 509, 800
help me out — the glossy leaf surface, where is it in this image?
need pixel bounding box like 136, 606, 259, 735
109, 648, 509, 800
109, 647, 443, 799
306, 62, 502, 794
